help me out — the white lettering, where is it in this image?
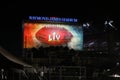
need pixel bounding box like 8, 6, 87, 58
48, 32, 60, 41
48, 35, 52, 41
29, 16, 78, 22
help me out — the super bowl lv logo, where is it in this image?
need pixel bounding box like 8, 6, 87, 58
48, 32, 60, 41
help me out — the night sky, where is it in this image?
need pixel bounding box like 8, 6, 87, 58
0, 3, 119, 56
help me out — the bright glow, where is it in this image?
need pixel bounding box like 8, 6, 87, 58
23, 23, 83, 50
110, 74, 120, 77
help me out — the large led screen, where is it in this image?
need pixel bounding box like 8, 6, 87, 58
23, 23, 83, 50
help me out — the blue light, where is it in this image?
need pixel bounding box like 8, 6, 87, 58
29, 16, 78, 23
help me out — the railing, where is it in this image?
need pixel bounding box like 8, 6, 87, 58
48, 66, 86, 80
0, 66, 86, 80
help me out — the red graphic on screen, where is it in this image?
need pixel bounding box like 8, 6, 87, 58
24, 23, 38, 48
36, 26, 73, 46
